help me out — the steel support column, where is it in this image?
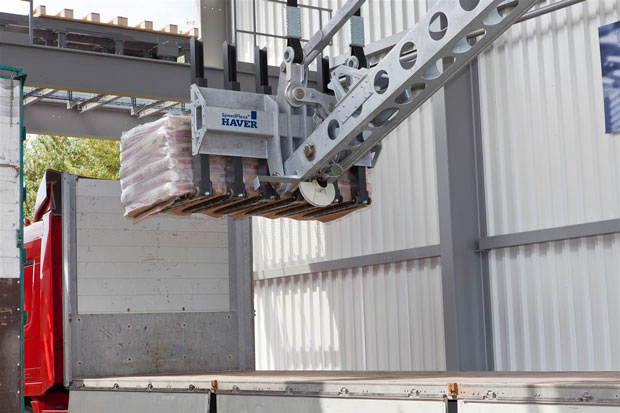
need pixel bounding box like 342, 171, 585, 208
228, 218, 255, 370
433, 60, 493, 371
200, 0, 232, 68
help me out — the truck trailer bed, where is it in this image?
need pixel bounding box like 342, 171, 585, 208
69, 371, 620, 412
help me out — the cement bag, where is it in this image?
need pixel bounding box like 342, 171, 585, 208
119, 113, 194, 219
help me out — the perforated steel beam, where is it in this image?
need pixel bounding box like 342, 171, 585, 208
283, 0, 540, 183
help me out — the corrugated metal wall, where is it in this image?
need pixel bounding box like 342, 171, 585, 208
489, 233, 620, 371
479, 0, 620, 236
479, 0, 620, 370
242, 0, 620, 372
239, 0, 444, 370
255, 258, 445, 371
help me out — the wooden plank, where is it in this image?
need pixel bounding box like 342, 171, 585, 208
76, 245, 228, 264
36, 14, 193, 38
136, 21, 153, 30
83, 13, 100, 23
76, 193, 124, 212
77, 228, 228, 248
109, 16, 128, 27
0, 203, 19, 231
0, 133, 19, 165
77, 262, 229, 279
77, 293, 230, 314
76, 195, 229, 232
56, 9, 73, 19
76, 178, 121, 197
78, 278, 229, 296
76, 211, 228, 232
0, 231, 19, 259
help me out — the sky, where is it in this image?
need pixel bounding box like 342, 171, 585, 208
3, 0, 198, 33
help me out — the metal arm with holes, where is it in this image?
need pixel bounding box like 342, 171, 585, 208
191, 0, 540, 207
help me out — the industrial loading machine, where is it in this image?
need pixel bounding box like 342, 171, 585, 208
181, 0, 539, 221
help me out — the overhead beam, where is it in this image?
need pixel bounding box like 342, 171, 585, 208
1, 41, 190, 100
24, 102, 152, 139
0, 40, 290, 101
479, 219, 620, 251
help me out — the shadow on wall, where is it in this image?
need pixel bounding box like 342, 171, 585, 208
253, 258, 447, 372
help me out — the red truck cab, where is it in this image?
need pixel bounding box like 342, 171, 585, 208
23, 171, 68, 412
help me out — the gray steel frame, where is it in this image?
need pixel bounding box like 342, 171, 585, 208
61, 173, 77, 386
478, 218, 620, 251
433, 58, 493, 371
254, 245, 441, 280
0, 37, 288, 101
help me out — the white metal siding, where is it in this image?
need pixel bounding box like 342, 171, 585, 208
241, 0, 443, 372
75, 178, 230, 314
489, 233, 620, 371
254, 258, 445, 371
480, 0, 620, 371
479, 0, 620, 236
0, 78, 20, 279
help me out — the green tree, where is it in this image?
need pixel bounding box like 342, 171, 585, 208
23, 135, 120, 220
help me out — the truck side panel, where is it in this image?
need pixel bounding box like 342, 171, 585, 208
74, 178, 229, 314
62, 177, 254, 380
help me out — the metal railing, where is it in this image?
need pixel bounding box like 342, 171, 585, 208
233, 0, 333, 52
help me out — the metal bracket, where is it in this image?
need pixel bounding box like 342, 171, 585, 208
223, 42, 241, 91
